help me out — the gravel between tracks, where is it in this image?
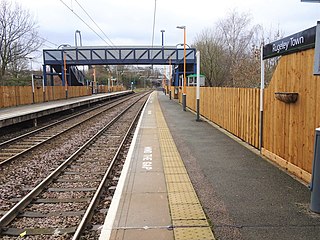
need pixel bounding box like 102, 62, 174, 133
0, 93, 148, 240
0, 95, 139, 213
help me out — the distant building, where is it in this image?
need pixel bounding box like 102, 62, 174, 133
187, 74, 205, 86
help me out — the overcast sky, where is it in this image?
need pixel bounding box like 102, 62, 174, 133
13, 0, 320, 67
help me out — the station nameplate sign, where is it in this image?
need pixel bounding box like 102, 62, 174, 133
33, 74, 43, 79
263, 26, 316, 60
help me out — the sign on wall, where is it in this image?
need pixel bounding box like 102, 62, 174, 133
263, 26, 316, 60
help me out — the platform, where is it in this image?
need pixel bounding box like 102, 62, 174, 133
0, 91, 132, 128
99, 91, 215, 240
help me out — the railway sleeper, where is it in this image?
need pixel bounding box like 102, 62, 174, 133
108, 186, 117, 195
0, 148, 26, 152
28, 136, 50, 139
47, 187, 96, 192
0, 152, 17, 156
2, 226, 77, 236
34, 198, 91, 203
63, 171, 105, 175
13, 143, 36, 147
21, 141, 42, 144
55, 178, 101, 182
20, 210, 85, 218
2, 145, 29, 149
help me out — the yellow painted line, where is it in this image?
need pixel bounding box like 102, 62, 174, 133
153, 92, 215, 240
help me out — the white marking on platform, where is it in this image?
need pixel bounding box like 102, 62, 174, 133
99, 93, 152, 240
148, 110, 152, 115
142, 147, 153, 170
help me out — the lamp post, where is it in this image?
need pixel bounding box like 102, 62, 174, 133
163, 66, 166, 95
176, 43, 191, 48
177, 25, 187, 111
160, 30, 165, 47
75, 30, 82, 47
28, 57, 35, 103
169, 57, 172, 100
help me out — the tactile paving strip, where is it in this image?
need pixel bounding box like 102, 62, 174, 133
167, 182, 195, 193
173, 219, 209, 227
165, 174, 190, 183
163, 158, 185, 168
170, 203, 207, 220
164, 167, 188, 175
168, 192, 199, 204
154, 93, 215, 240
174, 227, 214, 240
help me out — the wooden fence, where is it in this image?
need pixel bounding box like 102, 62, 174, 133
0, 85, 124, 108
262, 48, 320, 182
186, 87, 260, 148
174, 48, 320, 183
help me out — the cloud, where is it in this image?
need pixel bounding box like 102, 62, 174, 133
14, 0, 320, 68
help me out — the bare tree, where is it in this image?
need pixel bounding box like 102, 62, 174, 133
259, 25, 283, 86
217, 10, 261, 87
193, 29, 230, 86
193, 10, 262, 87
7, 52, 29, 79
0, 0, 42, 82
193, 10, 284, 88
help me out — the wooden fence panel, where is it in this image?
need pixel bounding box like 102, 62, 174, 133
0, 86, 3, 108
68, 86, 88, 98
34, 87, 45, 103
16, 86, 32, 105
186, 86, 260, 148
186, 87, 196, 111
0, 85, 126, 108
3, 86, 17, 107
263, 48, 320, 180
44, 87, 53, 102
55, 86, 65, 100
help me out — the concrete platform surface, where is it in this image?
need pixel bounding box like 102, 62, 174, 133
158, 91, 320, 240
0, 91, 132, 128
99, 92, 214, 240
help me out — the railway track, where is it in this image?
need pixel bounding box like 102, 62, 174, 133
0, 92, 138, 166
0, 92, 150, 215
0, 91, 150, 239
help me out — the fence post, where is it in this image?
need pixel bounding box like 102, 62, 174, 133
31, 74, 35, 103
43, 65, 47, 102
196, 51, 201, 121
259, 44, 265, 151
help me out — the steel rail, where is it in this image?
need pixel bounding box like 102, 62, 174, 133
0, 94, 132, 148
72, 94, 148, 239
0, 93, 138, 166
0, 91, 150, 233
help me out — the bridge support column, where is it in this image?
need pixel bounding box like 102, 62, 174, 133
43, 65, 47, 102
